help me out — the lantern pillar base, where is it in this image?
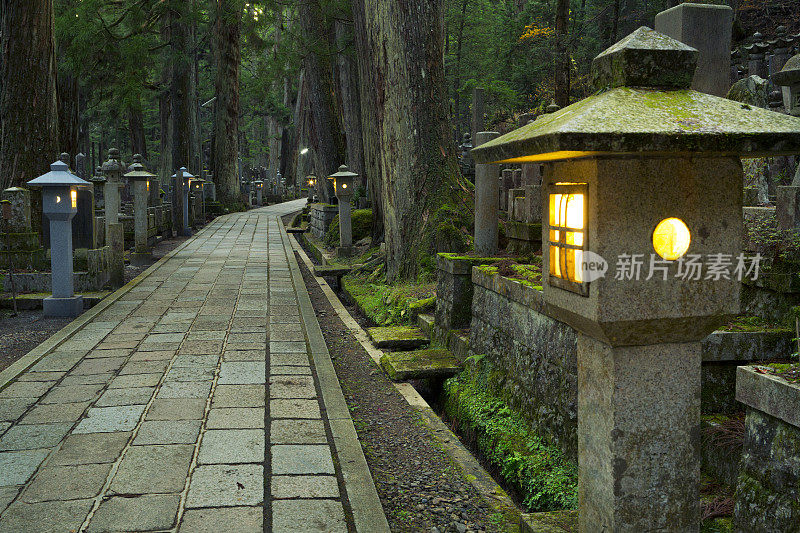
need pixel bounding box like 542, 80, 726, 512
336, 246, 353, 258
578, 334, 701, 533
43, 295, 84, 318
130, 251, 152, 267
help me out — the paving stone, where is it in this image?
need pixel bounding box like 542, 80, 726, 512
0, 397, 38, 422
179, 340, 225, 355
132, 420, 201, 445
19, 401, 90, 424
222, 350, 266, 362
85, 348, 134, 359
270, 399, 322, 419
164, 365, 216, 382
29, 352, 84, 372
172, 354, 219, 367
146, 399, 207, 420
119, 360, 170, 374
271, 475, 339, 499
0, 498, 93, 533
95, 387, 155, 407
271, 499, 346, 533
271, 445, 335, 474
73, 405, 147, 434
128, 350, 175, 361
15, 371, 67, 382
49, 432, 131, 465
270, 330, 306, 342
0, 423, 72, 451
156, 381, 212, 399
110, 444, 194, 494
108, 373, 162, 388
0, 381, 56, 399
20, 463, 112, 502
197, 429, 264, 464
206, 408, 264, 429
269, 375, 317, 399
0, 449, 50, 484
87, 493, 180, 532
60, 374, 112, 386
270, 353, 309, 366
0, 422, 9, 436
212, 385, 265, 408
270, 341, 307, 353
179, 506, 263, 533
270, 419, 327, 444
185, 464, 264, 508
0, 485, 19, 513
217, 362, 266, 385
40, 384, 104, 404
70, 357, 127, 375
270, 365, 312, 375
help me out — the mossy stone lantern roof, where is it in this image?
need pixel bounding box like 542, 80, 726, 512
472, 27, 800, 165
124, 154, 156, 181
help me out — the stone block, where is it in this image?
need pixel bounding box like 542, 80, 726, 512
0, 423, 73, 451
0, 499, 93, 533
88, 493, 180, 532
21, 463, 111, 502
0, 449, 50, 484
1, 187, 32, 232
146, 399, 207, 421
109, 444, 194, 494
186, 464, 264, 508
270, 419, 327, 444
271, 475, 339, 499
271, 444, 335, 474
271, 499, 346, 533
49, 432, 131, 465
179, 507, 263, 533
270, 399, 321, 419
197, 429, 264, 464
73, 405, 146, 434
365, 326, 428, 350
206, 408, 265, 429
777, 185, 800, 230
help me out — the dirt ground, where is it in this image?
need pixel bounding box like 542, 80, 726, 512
297, 252, 504, 533
0, 235, 188, 374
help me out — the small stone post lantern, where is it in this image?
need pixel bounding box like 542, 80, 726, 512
254, 180, 264, 206
328, 165, 357, 257
171, 167, 194, 236
124, 154, 156, 266
772, 52, 800, 116
307, 176, 317, 201
27, 161, 90, 317
190, 176, 206, 223
472, 27, 800, 532
101, 148, 123, 226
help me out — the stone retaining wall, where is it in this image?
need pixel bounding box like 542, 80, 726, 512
310, 203, 339, 240
734, 366, 800, 531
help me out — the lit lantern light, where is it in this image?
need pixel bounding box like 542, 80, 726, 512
548, 184, 587, 290
328, 165, 358, 257
124, 154, 158, 265
653, 217, 691, 260
71, 189, 77, 209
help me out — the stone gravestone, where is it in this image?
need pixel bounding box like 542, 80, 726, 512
75, 153, 86, 179
72, 188, 95, 250
655, 2, 733, 97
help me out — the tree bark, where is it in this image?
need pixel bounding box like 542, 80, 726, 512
352, 0, 384, 243
335, 19, 365, 190
212, 0, 241, 205
298, 0, 345, 205
554, 0, 571, 107
128, 102, 148, 161
358, 0, 470, 280
0, 0, 59, 188
57, 72, 80, 163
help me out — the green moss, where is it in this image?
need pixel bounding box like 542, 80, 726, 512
721, 315, 792, 333
324, 209, 373, 248
343, 272, 436, 326
443, 362, 577, 513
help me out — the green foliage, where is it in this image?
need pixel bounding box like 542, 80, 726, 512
343, 272, 436, 326
745, 211, 800, 262
444, 367, 577, 512
324, 209, 373, 248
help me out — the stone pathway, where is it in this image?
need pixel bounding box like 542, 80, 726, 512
0, 200, 387, 532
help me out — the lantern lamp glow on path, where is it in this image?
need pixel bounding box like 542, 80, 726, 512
27, 161, 90, 317
472, 26, 800, 532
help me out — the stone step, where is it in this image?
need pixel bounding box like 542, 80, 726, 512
366, 326, 429, 350
379, 349, 462, 381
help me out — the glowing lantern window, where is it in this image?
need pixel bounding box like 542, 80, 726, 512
652, 218, 691, 260
71, 190, 77, 209
548, 183, 587, 295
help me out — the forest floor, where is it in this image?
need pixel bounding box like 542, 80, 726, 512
296, 250, 507, 533
0, 234, 188, 374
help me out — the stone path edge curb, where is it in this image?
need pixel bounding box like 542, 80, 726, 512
288, 229, 529, 532
279, 221, 391, 533
0, 221, 216, 393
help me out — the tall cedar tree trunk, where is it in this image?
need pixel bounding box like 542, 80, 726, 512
213, 0, 241, 205
351, 0, 384, 243
358, 0, 469, 280
266, 8, 283, 187
159, 16, 173, 195
57, 72, 80, 164
335, 19, 366, 191
554, 0, 571, 107
453, 0, 470, 139
169, 4, 195, 225
299, 0, 345, 204
0, 0, 59, 188
128, 102, 148, 161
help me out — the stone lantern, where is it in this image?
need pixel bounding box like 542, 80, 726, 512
254, 180, 264, 206
306, 175, 317, 201
124, 154, 156, 266
772, 52, 800, 116
328, 165, 357, 257
101, 148, 123, 226
472, 27, 800, 532
190, 176, 206, 223
27, 161, 90, 317
171, 167, 194, 236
